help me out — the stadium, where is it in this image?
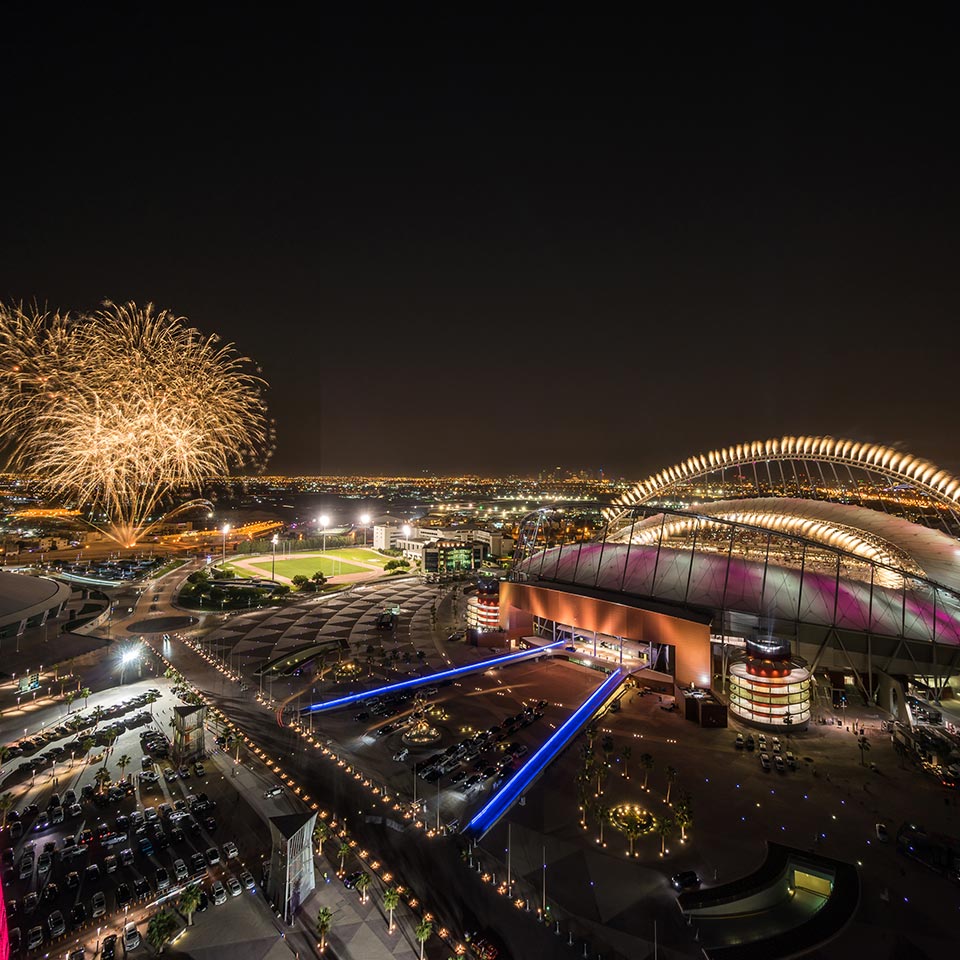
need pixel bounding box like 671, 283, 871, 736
502, 436, 960, 730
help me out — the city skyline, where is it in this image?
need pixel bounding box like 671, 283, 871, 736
2, 10, 957, 477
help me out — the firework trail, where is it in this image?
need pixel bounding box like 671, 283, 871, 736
0, 301, 272, 545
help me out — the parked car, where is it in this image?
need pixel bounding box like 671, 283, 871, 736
91, 892, 106, 918
226, 875, 242, 897
211, 881, 227, 905
116, 884, 133, 909
205, 847, 220, 866
47, 910, 66, 937
223, 842, 239, 860
759, 753, 771, 771
101, 934, 117, 960
342, 870, 364, 890
122, 922, 140, 951
240, 870, 255, 890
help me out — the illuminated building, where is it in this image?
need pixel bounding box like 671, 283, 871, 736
466, 583, 500, 633
728, 637, 811, 729
506, 437, 960, 726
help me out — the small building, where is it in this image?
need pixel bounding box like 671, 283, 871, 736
266, 811, 317, 924
423, 540, 484, 578
171, 704, 207, 765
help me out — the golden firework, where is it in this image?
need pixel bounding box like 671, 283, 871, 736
0, 300, 271, 545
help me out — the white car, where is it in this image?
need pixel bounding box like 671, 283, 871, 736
173, 859, 188, 882
263, 786, 282, 798
211, 880, 227, 905
226, 875, 242, 897
123, 922, 141, 950
91, 892, 106, 919
223, 842, 239, 860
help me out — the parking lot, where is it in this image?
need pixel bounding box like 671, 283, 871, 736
1, 678, 273, 958
299, 657, 602, 829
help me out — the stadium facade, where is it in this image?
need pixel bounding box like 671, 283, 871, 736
503, 437, 960, 729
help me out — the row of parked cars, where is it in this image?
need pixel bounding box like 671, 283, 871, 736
413, 701, 546, 788
6, 692, 160, 784
734, 732, 798, 772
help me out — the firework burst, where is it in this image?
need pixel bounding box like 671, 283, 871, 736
0, 300, 272, 546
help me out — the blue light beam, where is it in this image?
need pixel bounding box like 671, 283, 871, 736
466, 667, 624, 838
303, 640, 566, 714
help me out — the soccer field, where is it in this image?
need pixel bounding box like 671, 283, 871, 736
243, 554, 368, 579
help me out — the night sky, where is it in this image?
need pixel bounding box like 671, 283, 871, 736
2, 8, 957, 478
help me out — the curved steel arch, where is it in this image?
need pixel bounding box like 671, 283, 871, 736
617, 435, 960, 514
609, 506, 926, 580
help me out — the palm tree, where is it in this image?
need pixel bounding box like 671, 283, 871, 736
640, 753, 654, 791
81, 737, 96, 764
0, 792, 14, 830
415, 919, 433, 960
656, 816, 675, 857
116, 754, 132, 782
383, 887, 400, 934
337, 841, 350, 875
313, 821, 329, 854
665, 765, 678, 804
80, 687, 92, 709
103, 732, 118, 764
674, 791, 693, 842
90, 705, 105, 729
316, 906, 333, 953
621, 744, 632, 780
354, 872, 371, 903
180, 883, 202, 926
146, 910, 178, 953
64, 690, 77, 714
595, 802, 609, 846
94, 766, 111, 792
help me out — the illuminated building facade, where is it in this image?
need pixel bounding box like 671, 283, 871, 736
466, 583, 500, 632
728, 637, 811, 729
508, 437, 960, 724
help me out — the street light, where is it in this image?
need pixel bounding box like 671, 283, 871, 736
271, 534, 279, 581
318, 515, 330, 553
120, 647, 139, 685
360, 513, 370, 547
221, 523, 231, 570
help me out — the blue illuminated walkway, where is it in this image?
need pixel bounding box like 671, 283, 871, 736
465, 667, 625, 839
302, 640, 565, 714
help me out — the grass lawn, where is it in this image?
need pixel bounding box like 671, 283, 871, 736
326, 548, 391, 567
244, 554, 367, 580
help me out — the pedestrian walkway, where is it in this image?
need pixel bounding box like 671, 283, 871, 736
301, 878, 420, 960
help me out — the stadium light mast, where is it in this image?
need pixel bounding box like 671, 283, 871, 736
271, 534, 279, 581
360, 513, 371, 547
318, 514, 330, 552
221, 523, 231, 570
